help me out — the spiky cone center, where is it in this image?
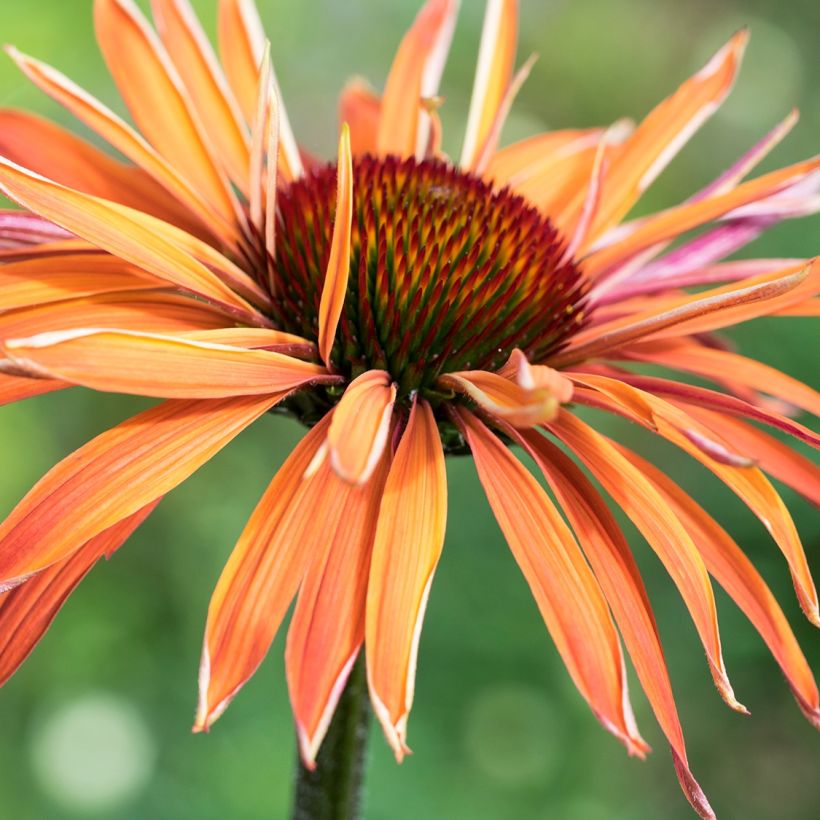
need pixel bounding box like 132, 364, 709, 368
268, 155, 586, 420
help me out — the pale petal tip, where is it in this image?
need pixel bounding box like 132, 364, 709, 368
710, 661, 749, 715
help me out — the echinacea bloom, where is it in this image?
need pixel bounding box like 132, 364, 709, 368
0, 0, 818, 816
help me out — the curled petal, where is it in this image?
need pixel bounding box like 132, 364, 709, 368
328, 370, 396, 484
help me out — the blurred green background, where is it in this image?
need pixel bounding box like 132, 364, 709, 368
0, 0, 818, 818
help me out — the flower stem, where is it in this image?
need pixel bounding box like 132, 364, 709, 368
290, 654, 370, 820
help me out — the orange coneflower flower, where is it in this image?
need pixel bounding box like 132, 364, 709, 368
0, 1, 818, 816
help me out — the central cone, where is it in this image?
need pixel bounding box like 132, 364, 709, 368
270, 155, 587, 396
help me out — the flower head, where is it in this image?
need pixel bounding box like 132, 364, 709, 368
0, 1, 818, 817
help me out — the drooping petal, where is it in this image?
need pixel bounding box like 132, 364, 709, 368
195, 414, 358, 730
552, 263, 811, 368
94, 0, 240, 226
0, 502, 159, 686
512, 427, 714, 818
439, 355, 572, 428
0, 374, 64, 407
151, 0, 251, 192
457, 408, 649, 755
460, 0, 518, 170
376, 0, 458, 158
0, 110, 209, 237
618, 443, 819, 729
570, 377, 819, 626
620, 339, 820, 418
339, 79, 381, 156
0, 254, 159, 312
327, 370, 396, 484
317, 125, 353, 366
0, 159, 267, 325
587, 30, 748, 240
2, 329, 334, 399
548, 410, 746, 713
366, 400, 447, 759
286, 453, 390, 766
0, 395, 279, 589
6, 47, 237, 243
217, 0, 302, 179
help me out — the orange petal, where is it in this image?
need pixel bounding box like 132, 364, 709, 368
317, 125, 353, 366
339, 79, 381, 156
0, 395, 278, 590
195, 414, 339, 730
0, 159, 268, 325
460, 0, 518, 170
548, 409, 746, 713
2, 329, 333, 399
0, 374, 64, 407
439, 356, 572, 428
0, 292, 229, 340
6, 47, 238, 245
0, 110, 210, 239
552, 262, 811, 368
620, 339, 820, 418
377, 0, 458, 158
366, 400, 447, 759
588, 30, 748, 240
513, 427, 714, 816
679, 407, 820, 507
0, 502, 159, 686
571, 377, 819, 627
619, 443, 819, 730
585, 156, 820, 277
217, 0, 302, 180
286, 452, 390, 766
0, 254, 159, 311
457, 408, 649, 755
94, 0, 240, 227
151, 0, 251, 193
328, 370, 396, 484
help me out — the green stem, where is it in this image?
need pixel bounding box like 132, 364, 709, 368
290, 654, 370, 820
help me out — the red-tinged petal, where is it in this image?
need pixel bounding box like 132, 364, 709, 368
0, 159, 267, 325
460, 0, 518, 170
588, 31, 748, 240
547, 410, 747, 714
366, 400, 447, 759
0, 254, 159, 311
328, 370, 396, 484
553, 262, 811, 367
0, 394, 279, 589
339, 80, 381, 156
0, 292, 229, 340
94, 0, 240, 227
620, 339, 820, 418
677, 406, 820, 508
0, 110, 210, 238
439, 360, 571, 428
286, 453, 390, 766
6, 47, 237, 245
318, 126, 353, 366
618, 443, 819, 730
571, 378, 820, 627
217, 0, 302, 180
457, 408, 649, 755
151, 0, 251, 193
376, 0, 458, 159
585, 156, 820, 277
0, 210, 71, 247
512, 427, 715, 816
2, 329, 333, 399
195, 415, 341, 730
595, 372, 820, 449
0, 502, 159, 686
0, 374, 64, 407
179, 327, 314, 354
